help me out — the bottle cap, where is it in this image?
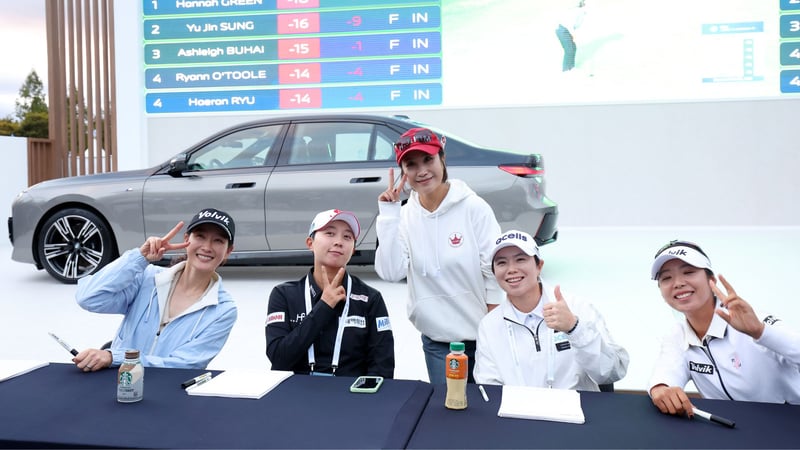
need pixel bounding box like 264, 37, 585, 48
124, 349, 140, 359
450, 342, 465, 352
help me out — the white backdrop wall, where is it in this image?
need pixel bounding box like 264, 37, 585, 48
140, 100, 800, 227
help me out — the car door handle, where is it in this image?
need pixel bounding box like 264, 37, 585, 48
350, 177, 380, 184
225, 182, 256, 189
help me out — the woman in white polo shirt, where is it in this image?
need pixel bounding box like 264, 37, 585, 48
649, 240, 800, 417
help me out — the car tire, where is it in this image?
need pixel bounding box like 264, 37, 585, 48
36, 208, 116, 284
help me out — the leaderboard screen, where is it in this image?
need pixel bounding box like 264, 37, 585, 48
142, 0, 800, 115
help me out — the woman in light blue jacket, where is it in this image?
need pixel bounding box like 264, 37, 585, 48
72, 208, 238, 371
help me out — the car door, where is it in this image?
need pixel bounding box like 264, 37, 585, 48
142, 124, 284, 253
264, 120, 400, 254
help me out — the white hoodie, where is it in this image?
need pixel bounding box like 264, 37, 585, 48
375, 179, 502, 342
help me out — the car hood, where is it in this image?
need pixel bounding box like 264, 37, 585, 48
28, 168, 156, 190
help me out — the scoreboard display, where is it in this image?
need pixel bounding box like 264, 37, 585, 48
143, 0, 441, 113
141, 0, 800, 115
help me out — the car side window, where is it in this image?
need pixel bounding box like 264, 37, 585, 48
188, 125, 280, 171
286, 122, 397, 164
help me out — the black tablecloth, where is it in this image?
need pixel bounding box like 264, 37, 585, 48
406, 383, 800, 449
0, 363, 432, 449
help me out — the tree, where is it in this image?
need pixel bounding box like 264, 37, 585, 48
15, 70, 49, 123
0, 115, 19, 136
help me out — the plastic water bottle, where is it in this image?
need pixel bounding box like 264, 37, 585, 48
117, 349, 144, 403
445, 342, 468, 410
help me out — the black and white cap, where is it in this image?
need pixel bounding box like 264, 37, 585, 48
187, 208, 235, 243
651, 241, 712, 280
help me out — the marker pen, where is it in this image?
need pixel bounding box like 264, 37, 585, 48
181, 372, 212, 389
478, 385, 490, 402
48, 332, 78, 356
693, 407, 735, 428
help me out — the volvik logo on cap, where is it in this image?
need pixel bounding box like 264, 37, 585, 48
197, 209, 231, 225
187, 208, 235, 242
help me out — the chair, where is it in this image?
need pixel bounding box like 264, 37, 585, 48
306, 140, 332, 163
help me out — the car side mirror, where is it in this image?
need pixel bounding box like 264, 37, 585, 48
167, 153, 189, 177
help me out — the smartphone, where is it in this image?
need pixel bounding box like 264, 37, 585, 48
349, 376, 384, 393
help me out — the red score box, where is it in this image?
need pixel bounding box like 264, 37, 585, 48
279, 63, 322, 84
279, 88, 322, 109
277, 13, 320, 34
277, 38, 321, 59
276, 0, 319, 9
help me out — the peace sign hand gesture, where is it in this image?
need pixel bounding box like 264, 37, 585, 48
319, 265, 347, 308
139, 221, 190, 262
378, 168, 407, 203
710, 274, 765, 339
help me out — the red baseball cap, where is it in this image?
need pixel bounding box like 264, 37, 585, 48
394, 128, 444, 164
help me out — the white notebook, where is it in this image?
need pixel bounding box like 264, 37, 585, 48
186, 368, 292, 399
497, 385, 585, 424
0, 360, 49, 383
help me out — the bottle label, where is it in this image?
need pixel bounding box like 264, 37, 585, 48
446, 356, 467, 379
117, 366, 144, 402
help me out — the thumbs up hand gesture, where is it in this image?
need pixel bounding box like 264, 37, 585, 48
542, 285, 578, 333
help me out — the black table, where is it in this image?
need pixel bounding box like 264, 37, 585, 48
406, 384, 800, 449
0, 363, 432, 449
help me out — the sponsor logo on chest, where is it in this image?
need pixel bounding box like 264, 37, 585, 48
448, 232, 464, 248
344, 316, 366, 328
689, 361, 714, 375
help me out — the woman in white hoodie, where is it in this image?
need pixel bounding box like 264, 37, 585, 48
376, 127, 502, 384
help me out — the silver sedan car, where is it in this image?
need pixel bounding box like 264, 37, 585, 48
9, 114, 558, 283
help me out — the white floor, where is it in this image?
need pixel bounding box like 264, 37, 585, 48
2, 226, 798, 391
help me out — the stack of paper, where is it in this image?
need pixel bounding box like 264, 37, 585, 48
497, 385, 585, 424
186, 368, 292, 399
0, 360, 49, 383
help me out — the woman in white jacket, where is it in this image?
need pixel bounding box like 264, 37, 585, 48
376, 128, 502, 384
474, 230, 628, 390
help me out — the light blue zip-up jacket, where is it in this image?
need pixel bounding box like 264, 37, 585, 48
76, 248, 237, 369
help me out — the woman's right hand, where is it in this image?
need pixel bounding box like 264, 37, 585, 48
140, 221, 190, 262
378, 168, 407, 203
650, 384, 695, 417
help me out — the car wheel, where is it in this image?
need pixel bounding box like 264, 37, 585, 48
36, 208, 116, 284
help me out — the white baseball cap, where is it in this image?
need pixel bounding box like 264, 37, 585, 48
491, 230, 541, 261
308, 209, 361, 239
651, 240, 713, 280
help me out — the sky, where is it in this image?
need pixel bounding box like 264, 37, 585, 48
0, 1, 47, 119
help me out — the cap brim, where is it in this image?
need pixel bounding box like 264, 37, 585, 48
651, 249, 712, 280
491, 241, 538, 261
396, 143, 441, 164
310, 213, 361, 240
188, 220, 233, 241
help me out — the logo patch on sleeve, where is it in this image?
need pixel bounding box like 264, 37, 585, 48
689, 361, 714, 375
376, 316, 392, 332
266, 312, 285, 326
763, 315, 780, 325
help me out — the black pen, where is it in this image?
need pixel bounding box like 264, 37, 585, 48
48, 332, 78, 356
181, 372, 212, 389
693, 407, 736, 428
